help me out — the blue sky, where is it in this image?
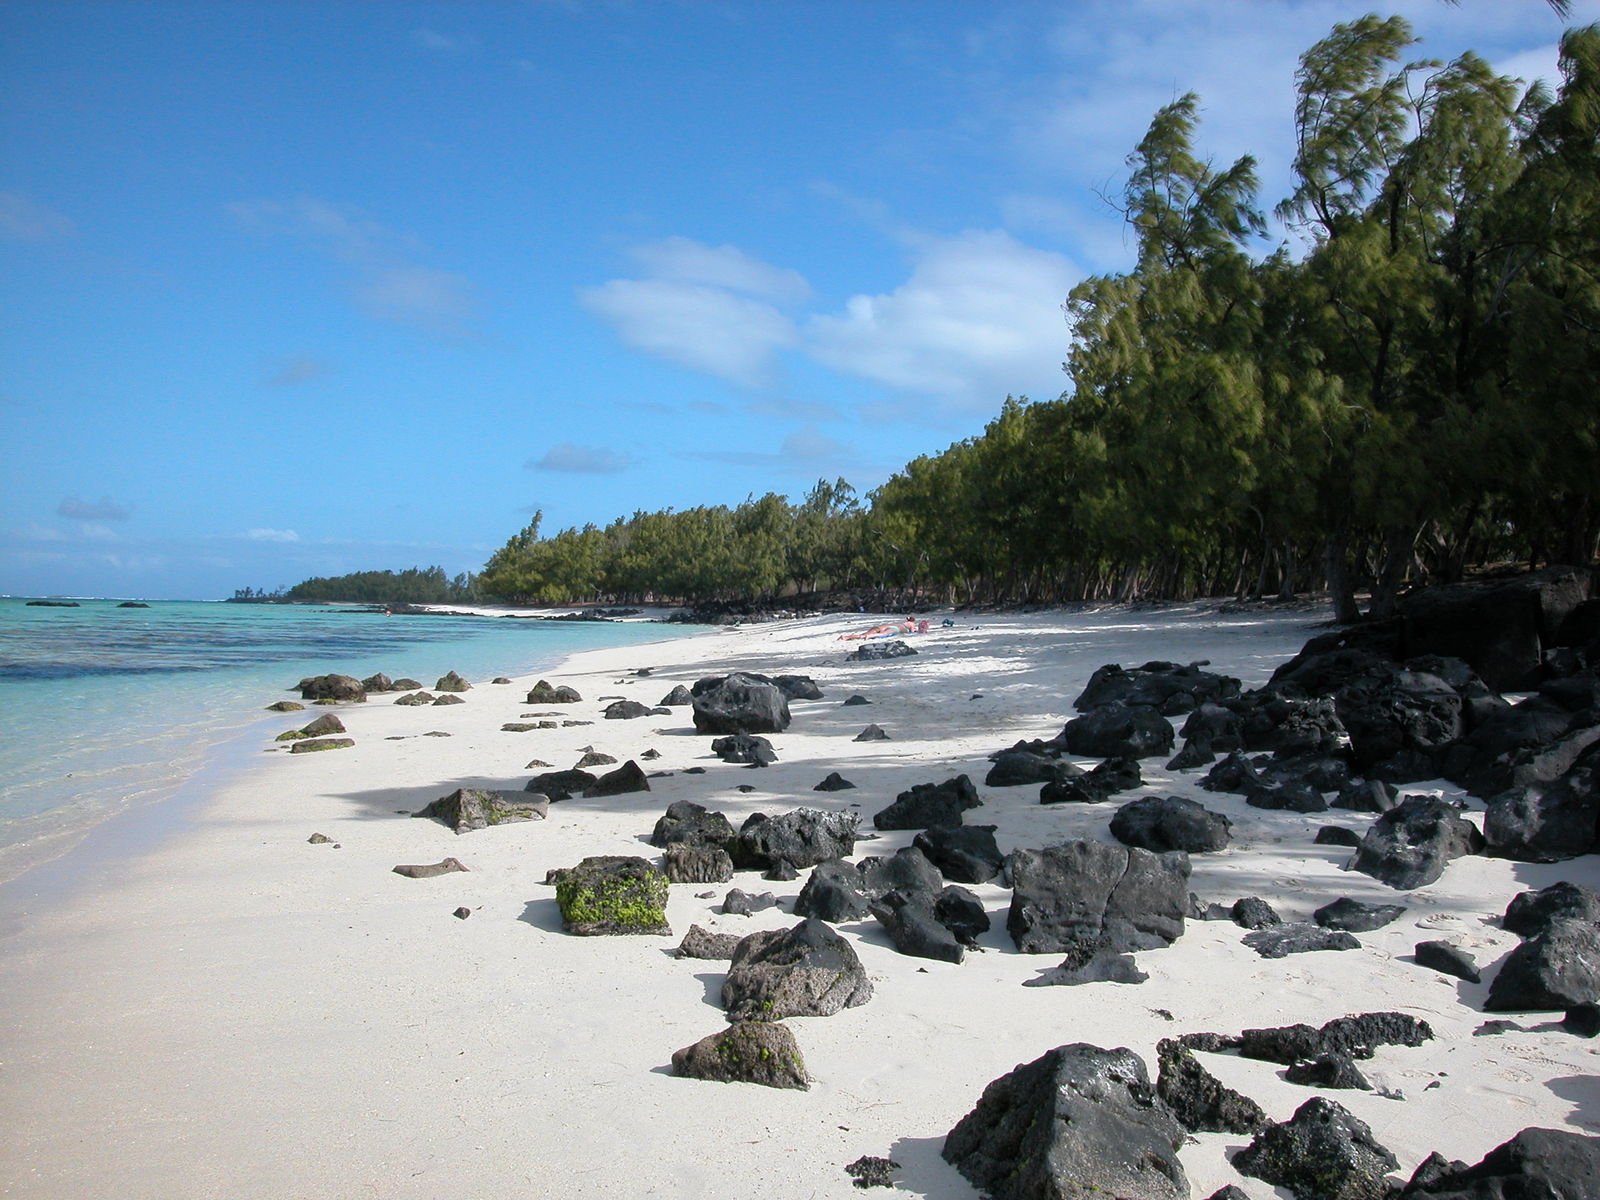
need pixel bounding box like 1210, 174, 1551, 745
2, 0, 1591, 599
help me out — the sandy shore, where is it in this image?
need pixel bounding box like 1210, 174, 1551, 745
2, 605, 1596, 1199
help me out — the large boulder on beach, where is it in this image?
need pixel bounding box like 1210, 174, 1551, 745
1074, 660, 1241, 714
721, 918, 872, 1021
1399, 566, 1593, 692
525, 680, 581, 704
525, 769, 597, 801
1059, 702, 1175, 759
1352, 794, 1484, 889
435, 670, 471, 693
691, 672, 791, 735
551, 855, 670, 936
871, 890, 967, 963
858, 846, 944, 901
583, 760, 650, 797
671, 1021, 810, 1090
650, 800, 735, 851
1396, 1127, 1600, 1199
1233, 1096, 1399, 1200
711, 733, 777, 765
603, 699, 652, 720
1482, 741, 1600, 862
731, 808, 859, 871
1484, 919, 1600, 1012
873, 774, 981, 831
1006, 840, 1189, 956
1444, 698, 1595, 797
1111, 795, 1232, 854
298, 674, 365, 702
1338, 668, 1464, 781
913, 824, 1005, 884
414, 787, 549, 832
794, 859, 871, 923
985, 749, 1077, 787
942, 1043, 1188, 1200
1503, 881, 1600, 938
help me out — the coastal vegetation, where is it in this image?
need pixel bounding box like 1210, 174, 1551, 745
244, 19, 1597, 617
477, 18, 1599, 616
231, 566, 481, 606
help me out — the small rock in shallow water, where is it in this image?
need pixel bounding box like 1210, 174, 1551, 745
393, 858, 468, 878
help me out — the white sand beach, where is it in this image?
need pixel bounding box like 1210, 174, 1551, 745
2, 605, 1597, 1199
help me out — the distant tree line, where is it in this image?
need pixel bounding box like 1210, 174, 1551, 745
477, 18, 1599, 614
232, 567, 481, 605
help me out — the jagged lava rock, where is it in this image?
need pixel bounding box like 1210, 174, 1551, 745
913, 824, 1005, 884
1234, 1095, 1399, 1200
1111, 795, 1232, 853
1485, 918, 1600, 1012
1352, 794, 1484, 889
1058, 701, 1176, 759
873, 774, 982, 831
1396, 1126, 1600, 1199
721, 918, 872, 1021
731, 808, 859, 871
414, 788, 548, 832
671, 1021, 809, 1090
942, 1043, 1188, 1200
1006, 840, 1189, 955
691, 672, 792, 735
1155, 1037, 1269, 1134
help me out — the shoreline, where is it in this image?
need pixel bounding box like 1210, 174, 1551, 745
2, 603, 1596, 1198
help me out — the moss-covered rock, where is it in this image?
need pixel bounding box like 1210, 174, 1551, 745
552, 855, 670, 935
435, 670, 472, 692
671, 1021, 809, 1090
288, 737, 355, 753
414, 788, 549, 833
266, 700, 306, 712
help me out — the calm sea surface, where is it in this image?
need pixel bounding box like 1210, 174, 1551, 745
0, 598, 692, 883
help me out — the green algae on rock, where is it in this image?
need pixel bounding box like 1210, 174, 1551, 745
550, 855, 670, 935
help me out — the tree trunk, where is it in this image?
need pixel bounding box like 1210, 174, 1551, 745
1368, 526, 1418, 618
1278, 543, 1297, 600
1325, 530, 1360, 624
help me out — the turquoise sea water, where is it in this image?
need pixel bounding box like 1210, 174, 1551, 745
0, 598, 691, 883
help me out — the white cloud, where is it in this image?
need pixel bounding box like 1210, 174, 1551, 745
526, 443, 633, 474
628, 236, 813, 303
580, 277, 798, 387
58, 496, 131, 521
0, 192, 74, 241
1495, 43, 1564, 94
245, 528, 300, 543
806, 229, 1079, 410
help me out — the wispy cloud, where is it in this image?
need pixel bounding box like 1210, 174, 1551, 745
228, 196, 480, 338
0, 192, 74, 242
580, 237, 809, 387
806, 229, 1078, 411
58, 496, 131, 521
262, 354, 336, 386
410, 28, 478, 54
244, 528, 300, 543
526, 443, 633, 474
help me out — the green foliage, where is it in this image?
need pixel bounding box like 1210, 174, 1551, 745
474, 19, 1598, 611
279, 566, 481, 606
